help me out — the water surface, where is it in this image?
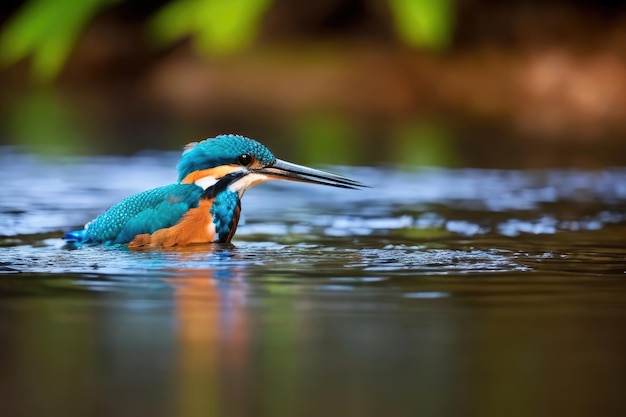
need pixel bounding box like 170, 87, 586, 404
1, 148, 626, 417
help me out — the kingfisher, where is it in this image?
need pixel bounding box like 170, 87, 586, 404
64, 134, 364, 249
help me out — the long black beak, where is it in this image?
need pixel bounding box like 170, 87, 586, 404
256, 159, 366, 189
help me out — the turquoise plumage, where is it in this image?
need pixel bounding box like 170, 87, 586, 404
211, 189, 241, 242
65, 184, 204, 244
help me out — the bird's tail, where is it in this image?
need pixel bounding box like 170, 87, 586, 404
64, 229, 87, 243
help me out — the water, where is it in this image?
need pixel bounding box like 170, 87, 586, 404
1, 148, 626, 417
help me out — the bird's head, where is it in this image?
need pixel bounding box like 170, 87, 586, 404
177, 134, 364, 196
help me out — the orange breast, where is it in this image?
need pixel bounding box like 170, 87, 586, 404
129, 199, 216, 249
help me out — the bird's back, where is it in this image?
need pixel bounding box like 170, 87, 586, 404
65, 183, 204, 245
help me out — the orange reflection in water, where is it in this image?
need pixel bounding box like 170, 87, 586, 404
167, 265, 249, 417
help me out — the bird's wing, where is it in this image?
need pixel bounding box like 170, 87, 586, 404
83, 183, 205, 244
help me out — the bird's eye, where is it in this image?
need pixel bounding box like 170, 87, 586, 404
238, 153, 253, 166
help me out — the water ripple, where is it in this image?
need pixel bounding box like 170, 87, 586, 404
0, 149, 625, 280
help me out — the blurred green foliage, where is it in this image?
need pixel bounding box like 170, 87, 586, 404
0, 0, 454, 83
292, 111, 360, 165
0, 0, 121, 83
148, 0, 272, 56
389, 0, 453, 50
392, 120, 457, 167
3, 89, 93, 155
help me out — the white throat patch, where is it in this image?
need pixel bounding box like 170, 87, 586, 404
194, 176, 218, 190
228, 172, 270, 197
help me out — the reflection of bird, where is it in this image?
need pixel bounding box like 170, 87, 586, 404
65, 134, 364, 248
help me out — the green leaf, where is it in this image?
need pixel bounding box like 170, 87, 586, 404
149, 0, 272, 56
388, 0, 454, 50
0, 0, 120, 83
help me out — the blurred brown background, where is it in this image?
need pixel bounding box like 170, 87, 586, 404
1, 0, 626, 167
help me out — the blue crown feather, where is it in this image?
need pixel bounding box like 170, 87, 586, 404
177, 134, 276, 182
